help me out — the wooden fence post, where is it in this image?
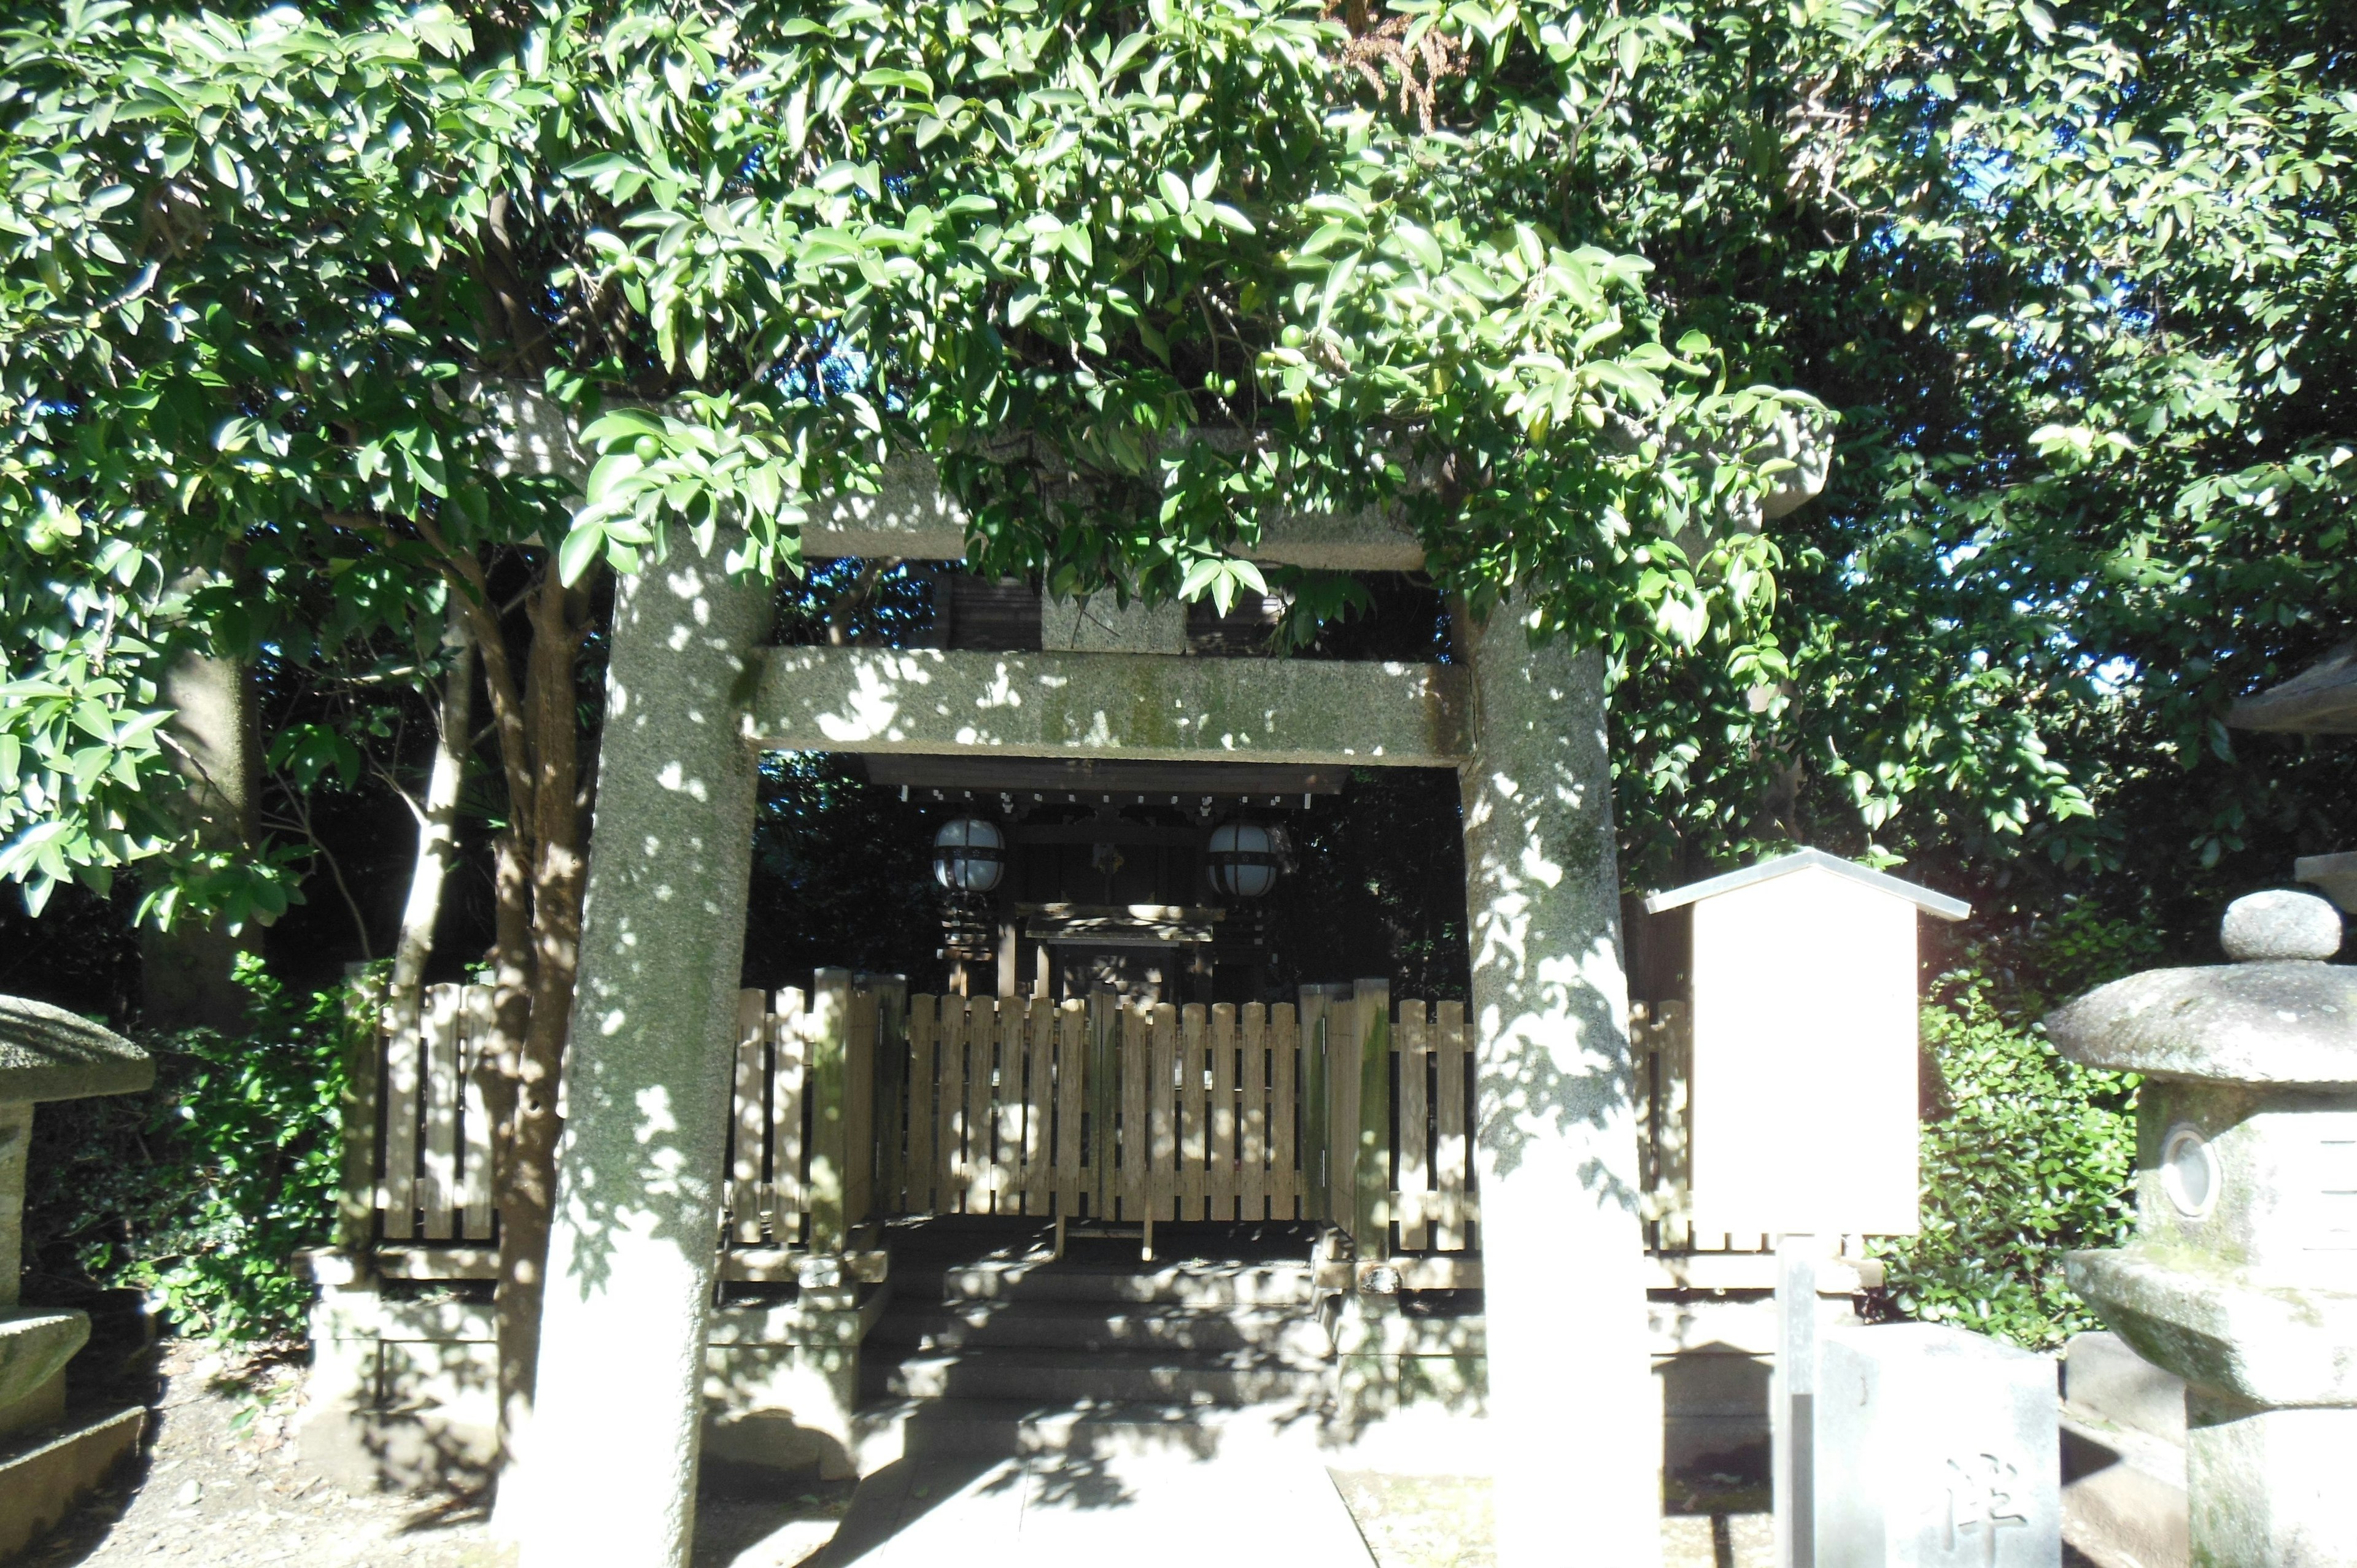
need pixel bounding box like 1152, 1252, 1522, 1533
1298, 984, 1345, 1224
730, 989, 768, 1243
807, 968, 854, 1253
1352, 978, 1392, 1260
845, 984, 878, 1229
1086, 990, 1118, 1219
1657, 998, 1693, 1252
859, 973, 908, 1218
336, 963, 384, 1251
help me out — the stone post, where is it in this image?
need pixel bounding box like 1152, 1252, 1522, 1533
2048, 890, 2357, 1567
1456, 603, 1659, 1566
512, 543, 770, 1568
0, 997, 155, 1556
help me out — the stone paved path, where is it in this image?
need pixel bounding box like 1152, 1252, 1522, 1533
818, 1451, 1376, 1568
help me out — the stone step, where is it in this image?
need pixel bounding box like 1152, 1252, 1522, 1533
853, 1396, 1331, 1469
864, 1346, 1334, 1407
903, 1257, 1322, 1308
869, 1300, 1333, 1358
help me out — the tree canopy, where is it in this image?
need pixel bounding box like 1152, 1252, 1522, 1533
2, 0, 2351, 953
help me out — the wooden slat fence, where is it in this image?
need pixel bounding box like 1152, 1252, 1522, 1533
370, 977, 1762, 1273
1633, 998, 1771, 1257
373, 970, 896, 1257
883, 994, 1333, 1224
375, 982, 500, 1245
868, 986, 1485, 1262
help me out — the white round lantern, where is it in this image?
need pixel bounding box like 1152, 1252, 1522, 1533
1206, 820, 1282, 900
932, 817, 1006, 893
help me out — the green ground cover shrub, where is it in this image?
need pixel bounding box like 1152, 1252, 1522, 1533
25, 957, 350, 1342
1870, 908, 2157, 1349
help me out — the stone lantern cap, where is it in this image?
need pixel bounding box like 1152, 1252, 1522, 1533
0, 996, 152, 1103
2046, 891, 2354, 1086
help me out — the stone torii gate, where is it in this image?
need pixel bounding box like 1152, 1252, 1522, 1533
498, 439, 1814, 1566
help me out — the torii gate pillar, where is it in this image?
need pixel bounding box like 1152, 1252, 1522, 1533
511, 547, 771, 1567
1457, 603, 1660, 1567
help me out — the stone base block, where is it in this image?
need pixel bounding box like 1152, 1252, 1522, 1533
2187, 1391, 2357, 1566
0, 1404, 144, 1559
702, 1343, 861, 1481
300, 1284, 887, 1492
2060, 1412, 2187, 1568
1658, 1350, 1771, 1489
1815, 1323, 2061, 1567
0, 1310, 89, 1438
2063, 1330, 2184, 1445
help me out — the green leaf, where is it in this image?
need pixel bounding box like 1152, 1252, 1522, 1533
557, 523, 606, 586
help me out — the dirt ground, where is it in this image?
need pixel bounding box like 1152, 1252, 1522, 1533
25, 1342, 851, 1568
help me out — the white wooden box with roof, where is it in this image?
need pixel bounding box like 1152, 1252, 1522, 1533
1639, 849, 1970, 1240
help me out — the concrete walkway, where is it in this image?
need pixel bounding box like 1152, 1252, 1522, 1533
817, 1449, 1376, 1567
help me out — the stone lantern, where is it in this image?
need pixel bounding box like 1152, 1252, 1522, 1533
2046, 890, 2357, 1566
0, 995, 156, 1556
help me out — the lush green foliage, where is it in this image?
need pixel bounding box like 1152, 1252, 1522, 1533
25, 956, 349, 1341
1873, 984, 2135, 1349
1871, 908, 2162, 1349
1598, 0, 2356, 902
6, 0, 2349, 949
0, 0, 1824, 929
4, 0, 2350, 1354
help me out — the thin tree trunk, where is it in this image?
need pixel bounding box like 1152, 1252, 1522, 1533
492, 565, 597, 1469
386, 606, 476, 1037
143, 598, 259, 1030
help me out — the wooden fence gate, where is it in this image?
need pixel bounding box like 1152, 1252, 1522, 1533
360, 973, 1735, 1283
869, 981, 1484, 1264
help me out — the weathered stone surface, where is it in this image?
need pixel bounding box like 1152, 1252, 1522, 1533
2058, 1409, 2188, 1568
2220, 889, 2343, 962
2297, 850, 2357, 914
2127, 1082, 2357, 1289
0, 1102, 25, 1310
1814, 1323, 2061, 1568
2184, 1391, 2356, 1566
2059, 898, 2357, 1567
748, 646, 1472, 767
2045, 961, 2357, 1084
482, 383, 1833, 571
2064, 1248, 2357, 1407
510, 541, 772, 1567
1455, 604, 1657, 1566
0, 1310, 87, 1423
0, 997, 153, 1103
0, 1404, 144, 1561
303, 1283, 891, 1494
2064, 1330, 2186, 1445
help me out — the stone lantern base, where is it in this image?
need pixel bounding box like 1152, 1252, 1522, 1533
2071, 1240, 2357, 1564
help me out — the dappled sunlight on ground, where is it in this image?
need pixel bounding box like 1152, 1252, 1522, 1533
26, 1342, 850, 1567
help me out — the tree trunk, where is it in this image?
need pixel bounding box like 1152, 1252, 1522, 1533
386, 606, 476, 1037
492, 566, 597, 1469
142, 627, 258, 1030
404, 520, 603, 1485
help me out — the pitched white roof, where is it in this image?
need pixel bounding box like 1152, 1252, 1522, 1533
1639, 847, 1971, 922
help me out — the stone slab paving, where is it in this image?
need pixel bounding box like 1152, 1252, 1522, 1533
819, 1451, 1375, 1568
